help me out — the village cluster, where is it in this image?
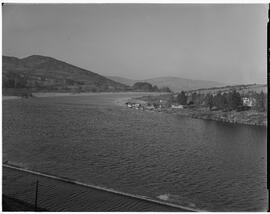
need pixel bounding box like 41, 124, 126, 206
125, 100, 185, 112
125, 89, 266, 114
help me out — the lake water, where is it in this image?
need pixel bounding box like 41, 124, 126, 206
2, 93, 267, 211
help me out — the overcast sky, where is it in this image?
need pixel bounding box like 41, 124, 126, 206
2, 4, 268, 84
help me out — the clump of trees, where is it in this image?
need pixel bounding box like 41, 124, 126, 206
3, 73, 28, 88
225, 90, 242, 110
159, 87, 171, 93
176, 91, 187, 105
254, 91, 267, 112
175, 90, 267, 112
203, 90, 243, 111
132, 82, 171, 92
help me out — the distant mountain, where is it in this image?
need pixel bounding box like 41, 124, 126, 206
106, 76, 137, 86
3, 55, 129, 93
144, 77, 225, 92
107, 76, 225, 92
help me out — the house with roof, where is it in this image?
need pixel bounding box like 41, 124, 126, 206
242, 97, 256, 107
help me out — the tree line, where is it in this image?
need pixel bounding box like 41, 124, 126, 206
132, 82, 171, 92
176, 90, 266, 112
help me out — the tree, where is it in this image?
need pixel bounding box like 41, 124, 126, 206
226, 90, 241, 110
132, 82, 154, 91
232, 90, 242, 109
255, 91, 266, 112
193, 93, 205, 106
152, 85, 159, 92
160, 87, 171, 93
213, 92, 227, 110
176, 91, 187, 105
3, 73, 28, 88
205, 93, 214, 110
264, 92, 267, 111
191, 92, 199, 105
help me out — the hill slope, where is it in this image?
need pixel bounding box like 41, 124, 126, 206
144, 77, 225, 92
189, 83, 267, 94
106, 76, 137, 86
3, 55, 129, 93
107, 76, 225, 92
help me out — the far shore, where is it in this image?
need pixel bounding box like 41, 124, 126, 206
2, 91, 166, 101
2, 96, 21, 100
2, 92, 266, 127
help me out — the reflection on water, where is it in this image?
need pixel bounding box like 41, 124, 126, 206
2, 93, 268, 211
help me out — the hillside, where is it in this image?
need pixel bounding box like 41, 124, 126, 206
189, 83, 267, 95
3, 55, 129, 94
107, 76, 225, 92
106, 76, 137, 86
144, 77, 225, 92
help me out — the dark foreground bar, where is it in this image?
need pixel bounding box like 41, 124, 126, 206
3, 165, 193, 212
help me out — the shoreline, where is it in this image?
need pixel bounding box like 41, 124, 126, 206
127, 98, 267, 127
2, 91, 166, 100
2, 92, 266, 127
174, 110, 267, 127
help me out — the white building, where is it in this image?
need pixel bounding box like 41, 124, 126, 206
242, 97, 256, 107
171, 104, 184, 109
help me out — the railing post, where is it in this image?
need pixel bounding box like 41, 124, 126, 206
35, 180, 39, 211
